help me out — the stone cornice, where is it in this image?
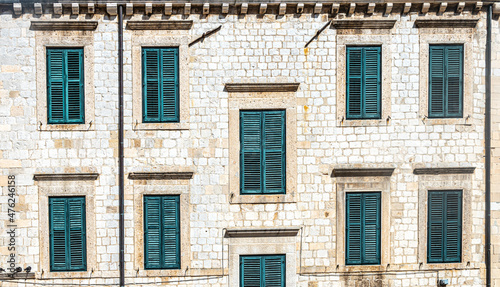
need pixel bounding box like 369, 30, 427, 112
225, 83, 300, 93
224, 227, 300, 238
128, 172, 194, 180
331, 19, 397, 29
33, 173, 99, 181
413, 167, 476, 175
30, 20, 98, 31
414, 18, 479, 28
331, 168, 395, 177
126, 20, 193, 30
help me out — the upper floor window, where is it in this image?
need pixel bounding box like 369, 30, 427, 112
428, 190, 462, 263
240, 255, 285, 287
346, 46, 381, 120
49, 196, 86, 271
429, 45, 463, 118
240, 110, 286, 195
142, 47, 179, 123
346, 192, 381, 265
47, 48, 84, 124
144, 195, 180, 269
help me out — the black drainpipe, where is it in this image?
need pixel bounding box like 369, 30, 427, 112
485, 4, 492, 287
118, 4, 125, 287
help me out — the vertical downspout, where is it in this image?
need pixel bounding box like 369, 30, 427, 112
485, 4, 492, 287
118, 4, 125, 287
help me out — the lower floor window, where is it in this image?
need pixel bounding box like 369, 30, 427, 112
240, 255, 285, 287
49, 196, 86, 271
346, 192, 381, 265
144, 195, 180, 269
428, 190, 462, 263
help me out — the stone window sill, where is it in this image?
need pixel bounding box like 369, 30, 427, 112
132, 122, 189, 131
229, 193, 295, 204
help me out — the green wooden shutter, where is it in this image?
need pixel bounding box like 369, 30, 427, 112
263, 111, 286, 194
47, 48, 84, 124
144, 195, 180, 269
240, 111, 286, 194
49, 197, 86, 271
143, 48, 179, 123
346, 47, 381, 119
429, 45, 463, 118
240, 255, 285, 287
346, 193, 362, 265
346, 192, 381, 265
264, 256, 285, 287
240, 256, 261, 287
428, 190, 462, 263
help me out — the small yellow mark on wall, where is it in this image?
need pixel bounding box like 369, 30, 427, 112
304, 48, 309, 56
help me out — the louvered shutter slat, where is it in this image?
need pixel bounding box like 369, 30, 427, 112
161, 49, 179, 122
66, 50, 84, 123
347, 48, 362, 118
68, 197, 86, 270
263, 111, 285, 194
241, 112, 262, 194
364, 48, 381, 118
264, 256, 285, 287
47, 50, 65, 123
144, 197, 162, 269
346, 193, 362, 265
363, 193, 381, 264
444, 191, 462, 262
50, 198, 67, 270
241, 257, 261, 287
162, 196, 180, 268
428, 191, 445, 262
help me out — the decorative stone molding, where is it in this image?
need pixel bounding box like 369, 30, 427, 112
30, 21, 98, 31
421, 2, 430, 13
0, 273, 35, 280
240, 3, 248, 14
106, 3, 117, 15
87, 3, 95, 14
330, 19, 397, 29
222, 3, 229, 13
385, 3, 393, 15
403, 2, 412, 13
145, 3, 153, 14
225, 83, 300, 93
53, 3, 62, 15
13, 3, 22, 15
126, 3, 134, 15
33, 173, 99, 181
71, 3, 79, 15
331, 168, 395, 177
224, 228, 300, 238
164, 3, 172, 15
259, 3, 267, 14
413, 167, 476, 175
128, 172, 194, 180
414, 18, 479, 28
34, 3, 42, 15
126, 20, 193, 30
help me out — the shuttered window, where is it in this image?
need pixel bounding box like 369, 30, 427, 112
346, 192, 381, 265
240, 110, 286, 194
49, 197, 86, 271
47, 48, 84, 124
144, 195, 180, 269
429, 45, 463, 118
428, 190, 462, 263
240, 255, 285, 287
142, 47, 179, 123
346, 46, 381, 119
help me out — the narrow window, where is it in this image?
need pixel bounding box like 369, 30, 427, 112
144, 195, 180, 269
240, 255, 285, 287
346, 46, 381, 119
428, 190, 462, 263
346, 192, 381, 265
142, 47, 179, 123
47, 48, 84, 124
49, 197, 86, 271
240, 110, 286, 194
429, 45, 463, 118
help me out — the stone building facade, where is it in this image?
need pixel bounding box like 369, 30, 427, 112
0, 1, 498, 286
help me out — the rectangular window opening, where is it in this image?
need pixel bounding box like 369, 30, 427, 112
142, 47, 180, 123
240, 110, 286, 195
427, 190, 462, 263
47, 48, 84, 124
345, 192, 381, 265
240, 255, 285, 287
346, 46, 382, 120
144, 195, 181, 269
